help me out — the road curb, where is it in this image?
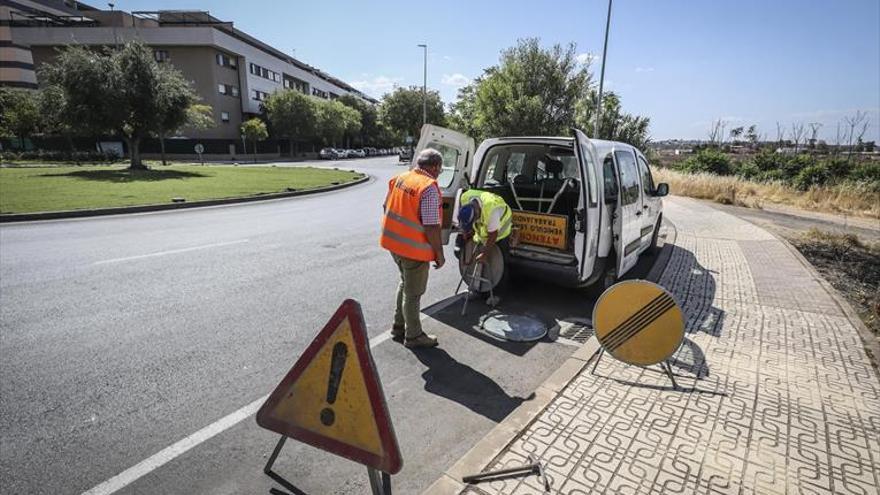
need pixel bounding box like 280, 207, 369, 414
421, 220, 680, 495
0, 174, 370, 223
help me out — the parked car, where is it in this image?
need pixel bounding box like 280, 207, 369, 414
398, 147, 414, 163
351, 149, 367, 158
411, 124, 668, 291
319, 148, 340, 159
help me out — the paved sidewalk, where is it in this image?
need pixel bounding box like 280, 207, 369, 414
428, 196, 880, 494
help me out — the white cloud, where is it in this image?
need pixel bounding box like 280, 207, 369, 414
441, 73, 470, 87
350, 76, 403, 97
576, 52, 596, 65
634, 66, 655, 73
443, 55, 453, 61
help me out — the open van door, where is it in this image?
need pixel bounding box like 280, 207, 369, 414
612, 148, 644, 277
412, 124, 475, 243
573, 129, 602, 282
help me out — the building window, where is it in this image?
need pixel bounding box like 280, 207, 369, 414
216, 52, 237, 69
312, 88, 329, 99
249, 62, 280, 83
154, 50, 170, 63
221, 111, 230, 122
252, 90, 270, 101
218, 84, 239, 97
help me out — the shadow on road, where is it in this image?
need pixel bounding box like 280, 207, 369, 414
38, 168, 209, 182
412, 347, 535, 422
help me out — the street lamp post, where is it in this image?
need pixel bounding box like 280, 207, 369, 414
594, 0, 613, 139
417, 44, 427, 130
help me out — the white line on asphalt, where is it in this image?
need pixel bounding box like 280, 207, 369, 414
92, 240, 250, 265
81, 293, 465, 495
82, 328, 393, 495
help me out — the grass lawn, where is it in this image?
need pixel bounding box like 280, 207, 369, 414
0, 165, 363, 214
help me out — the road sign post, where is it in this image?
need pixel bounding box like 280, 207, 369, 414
256, 299, 402, 493
194, 143, 205, 165
591, 280, 685, 389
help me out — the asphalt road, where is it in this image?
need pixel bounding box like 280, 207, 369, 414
1, 156, 621, 494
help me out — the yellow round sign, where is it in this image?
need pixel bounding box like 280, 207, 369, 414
593, 280, 684, 366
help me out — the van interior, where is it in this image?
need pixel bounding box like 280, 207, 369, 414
478, 143, 582, 260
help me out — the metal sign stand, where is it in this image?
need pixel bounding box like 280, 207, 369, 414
263, 435, 393, 494
367, 467, 392, 495
590, 349, 679, 390
263, 435, 287, 474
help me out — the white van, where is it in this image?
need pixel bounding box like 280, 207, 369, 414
413, 125, 668, 290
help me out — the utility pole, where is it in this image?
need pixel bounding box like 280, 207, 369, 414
594, 0, 613, 139
417, 44, 427, 130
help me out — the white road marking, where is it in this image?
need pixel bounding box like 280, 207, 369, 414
82, 328, 394, 495
81, 292, 466, 495
93, 240, 250, 265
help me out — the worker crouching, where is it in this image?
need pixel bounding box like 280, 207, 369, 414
456, 189, 514, 303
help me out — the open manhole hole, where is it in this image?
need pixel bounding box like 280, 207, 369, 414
480, 312, 548, 342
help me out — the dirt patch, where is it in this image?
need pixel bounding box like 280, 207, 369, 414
787, 229, 880, 342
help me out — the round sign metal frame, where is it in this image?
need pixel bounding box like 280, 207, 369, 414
457, 241, 504, 293
592, 279, 685, 367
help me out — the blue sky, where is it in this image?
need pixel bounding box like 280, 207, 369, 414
120, 0, 880, 141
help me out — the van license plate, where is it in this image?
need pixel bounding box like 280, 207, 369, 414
511, 211, 568, 250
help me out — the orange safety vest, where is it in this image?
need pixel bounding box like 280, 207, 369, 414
380, 170, 441, 261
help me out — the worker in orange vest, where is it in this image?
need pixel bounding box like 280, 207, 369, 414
380, 148, 446, 348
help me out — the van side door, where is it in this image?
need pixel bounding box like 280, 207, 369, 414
636, 153, 659, 249
613, 148, 643, 276
411, 124, 475, 243
573, 130, 602, 281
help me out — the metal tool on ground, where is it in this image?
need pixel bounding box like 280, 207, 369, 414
455, 242, 499, 315
256, 300, 402, 495
462, 455, 550, 492
591, 280, 686, 389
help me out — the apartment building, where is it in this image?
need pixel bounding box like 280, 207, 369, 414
1, 0, 376, 141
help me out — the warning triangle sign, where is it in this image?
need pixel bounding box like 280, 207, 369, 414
256, 299, 403, 474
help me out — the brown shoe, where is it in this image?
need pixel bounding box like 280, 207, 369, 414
404, 333, 439, 348
391, 326, 405, 342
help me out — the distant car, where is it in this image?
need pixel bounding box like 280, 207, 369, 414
319, 148, 339, 159
352, 149, 367, 158
398, 147, 413, 163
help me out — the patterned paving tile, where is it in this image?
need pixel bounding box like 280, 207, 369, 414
459, 202, 880, 495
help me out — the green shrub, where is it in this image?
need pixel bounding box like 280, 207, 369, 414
751, 149, 784, 171
849, 162, 880, 183
0, 149, 120, 163
734, 161, 760, 180
679, 149, 733, 175
754, 169, 787, 183
794, 163, 832, 190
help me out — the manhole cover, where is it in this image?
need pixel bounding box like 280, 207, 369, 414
481, 313, 548, 342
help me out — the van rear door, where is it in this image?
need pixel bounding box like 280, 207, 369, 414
411, 124, 475, 242
612, 148, 643, 276
573, 129, 602, 281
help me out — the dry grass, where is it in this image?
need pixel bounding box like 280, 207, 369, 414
653, 167, 880, 219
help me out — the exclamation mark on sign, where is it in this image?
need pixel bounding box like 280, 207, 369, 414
320, 342, 348, 426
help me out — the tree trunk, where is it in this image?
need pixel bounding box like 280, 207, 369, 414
251, 140, 257, 163
159, 135, 167, 165
127, 137, 147, 170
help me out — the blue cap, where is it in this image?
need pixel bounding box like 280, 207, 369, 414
458, 203, 476, 232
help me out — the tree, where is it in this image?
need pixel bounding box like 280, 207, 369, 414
790, 122, 805, 152
470, 39, 589, 139
240, 118, 268, 163
41, 42, 198, 169
745, 124, 759, 148
573, 90, 650, 149
338, 94, 380, 148
378, 86, 444, 142
843, 110, 869, 162
153, 64, 207, 165
729, 126, 744, 144
315, 99, 361, 147
0, 88, 41, 146
264, 89, 318, 156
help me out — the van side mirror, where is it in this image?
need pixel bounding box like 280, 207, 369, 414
654, 183, 669, 197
